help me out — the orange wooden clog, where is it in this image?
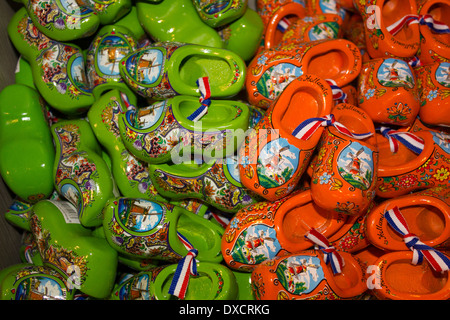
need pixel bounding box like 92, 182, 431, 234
375, 128, 450, 198
357, 57, 420, 126
221, 189, 349, 271
416, 0, 450, 64
414, 61, 450, 127
251, 248, 367, 300
371, 250, 450, 300
245, 38, 361, 109
354, 0, 421, 59
310, 103, 378, 216
238, 74, 333, 201
366, 187, 450, 251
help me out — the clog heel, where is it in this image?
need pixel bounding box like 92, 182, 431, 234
7, 8, 94, 115
119, 42, 246, 100
251, 249, 367, 300
117, 94, 250, 164
416, 0, 450, 64
222, 189, 351, 271
371, 251, 450, 300
238, 74, 333, 201
111, 261, 238, 300
357, 57, 420, 126
0, 84, 55, 204
354, 0, 421, 58
52, 119, 115, 227
366, 187, 450, 251
193, 0, 248, 28
246, 39, 361, 108
148, 157, 260, 213
310, 103, 378, 216
102, 197, 224, 263
375, 128, 450, 198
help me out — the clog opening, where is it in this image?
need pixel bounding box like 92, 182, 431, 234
281, 86, 324, 134
178, 54, 233, 90
386, 205, 445, 242
162, 272, 214, 300
332, 261, 362, 292
178, 99, 235, 126
269, 14, 299, 48
427, 3, 450, 42
281, 201, 343, 244
377, 133, 417, 167
385, 259, 448, 295
177, 214, 219, 257
307, 50, 348, 83
382, 0, 416, 41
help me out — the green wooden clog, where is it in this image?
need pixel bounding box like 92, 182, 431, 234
0, 84, 55, 204
7, 8, 95, 115
110, 261, 238, 300
52, 119, 115, 227
90, 0, 132, 25
136, 0, 224, 48
113, 5, 148, 43
20, 232, 44, 266
118, 41, 246, 100
87, 89, 165, 201
193, 0, 248, 28
29, 200, 118, 299
0, 263, 75, 300
85, 24, 139, 100
102, 197, 224, 263
148, 157, 261, 213
117, 94, 250, 164
14, 56, 36, 89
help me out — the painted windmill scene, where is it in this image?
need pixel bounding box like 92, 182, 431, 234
97, 35, 131, 76
116, 198, 164, 233
436, 62, 450, 88
377, 58, 415, 88
125, 49, 164, 85
256, 63, 303, 100
336, 142, 374, 191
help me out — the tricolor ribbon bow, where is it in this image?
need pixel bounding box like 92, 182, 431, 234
187, 77, 212, 122
168, 232, 199, 299
326, 79, 348, 103
292, 114, 373, 141
388, 13, 450, 35
384, 206, 450, 273
378, 126, 425, 154
120, 92, 137, 111
305, 228, 344, 274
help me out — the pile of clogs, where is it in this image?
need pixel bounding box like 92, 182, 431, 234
0, 0, 449, 301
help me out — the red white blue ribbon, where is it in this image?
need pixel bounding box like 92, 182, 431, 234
384, 206, 450, 273
187, 77, 212, 122
292, 114, 373, 141
387, 14, 450, 35
120, 92, 136, 111
277, 17, 291, 32
379, 126, 425, 154
168, 232, 199, 299
305, 228, 344, 274
326, 79, 348, 103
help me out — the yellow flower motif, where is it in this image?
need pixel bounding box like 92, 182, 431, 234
433, 166, 450, 182
126, 127, 137, 140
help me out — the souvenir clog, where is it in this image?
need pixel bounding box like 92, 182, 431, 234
233, 270, 255, 300
110, 261, 238, 300
354, 0, 421, 59
5, 198, 34, 232
14, 56, 35, 89
136, 0, 224, 48
310, 103, 378, 216
277, 14, 343, 48
19, 231, 44, 266
238, 74, 333, 201
7, 8, 94, 115
328, 210, 371, 253
218, 7, 264, 62
29, 200, 118, 299
416, 0, 450, 64
0, 84, 55, 204
117, 94, 250, 164
251, 249, 367, 300
52, 119, 115, 227
17, 0, 100, 41
148, 157, 260, 213
113, 6, 148, 43
0, 263, 75, 300
102, 197, 224, 263
366, 187, 450, 251
85, 24, 138, 100
119, 41, 246, 101
193, 0, 248, 28
90, 0, 132, 25
222, 189, 351, 272
246, 38, 361, 108
414, 61, 450, 127
371, 251, 450, 300
357, 57, 420, 126
375, 128, 450, 198
87, 89, 164, 201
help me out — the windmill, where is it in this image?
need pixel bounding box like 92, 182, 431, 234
241, 230, 275, 264
137, 54, 161, 83
345, 147, 365, 176
384, 60, 400, 82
